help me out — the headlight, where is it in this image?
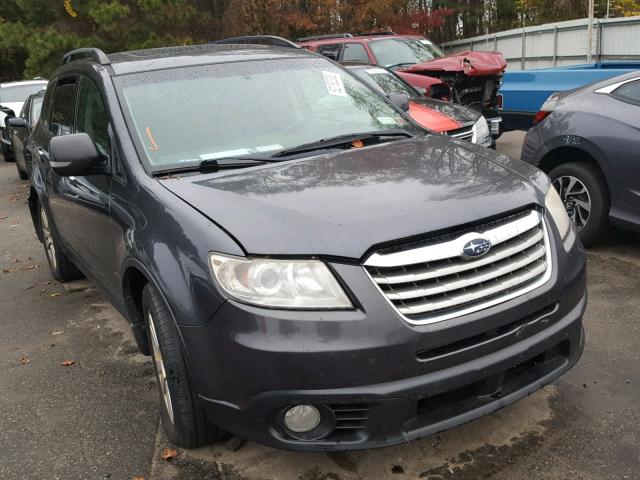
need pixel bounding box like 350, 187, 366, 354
472, 116, 491, 144
545, 186, 571, 239
209, 254, 352, 309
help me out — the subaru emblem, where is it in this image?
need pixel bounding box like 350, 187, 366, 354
462, 238, 492, 258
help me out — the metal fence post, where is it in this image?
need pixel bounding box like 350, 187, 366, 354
521, 29, 526, 70
553, 26, 558, 67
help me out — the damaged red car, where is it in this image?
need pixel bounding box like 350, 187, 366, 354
298, 32, 506, 137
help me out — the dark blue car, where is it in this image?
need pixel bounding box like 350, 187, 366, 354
28, 45, 586, 451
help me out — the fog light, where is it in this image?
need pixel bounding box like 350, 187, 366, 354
284, 405, 321, 433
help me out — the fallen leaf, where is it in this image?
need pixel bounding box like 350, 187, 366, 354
61, 360, 75, 366
161, 448, 177, 461
50, 330, 64, 336
0, 216, 8, 220
2, 268, 16, 274
20, 356, 30, 365
24, 265, 40, 270
49, 292, 62, 297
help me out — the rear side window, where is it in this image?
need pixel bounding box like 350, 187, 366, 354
342, 43, 369, 63
76, 77, 110, 156
49, 77, 77, 136
29, 97, 43, 128
611, 79, 640, 105
316, 44, 342, 61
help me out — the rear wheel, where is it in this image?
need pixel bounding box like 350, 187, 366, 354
142, 284, 226, 448
2, 142, 14, 162
38, 201, 81, 281
16, 160, 28, 180
549, 162, 610, 246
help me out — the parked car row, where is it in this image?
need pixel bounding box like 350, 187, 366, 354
0, 79, 47, 162
14, 43, 588, 453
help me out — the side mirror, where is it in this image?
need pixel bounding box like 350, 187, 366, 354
50, 133, 105, 177
8, 117, 28, 128
388, 92, 410, 112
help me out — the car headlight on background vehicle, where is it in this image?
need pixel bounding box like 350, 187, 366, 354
545, 186, 571, 240
209, 254, 352, 309
472, 116, 491, 145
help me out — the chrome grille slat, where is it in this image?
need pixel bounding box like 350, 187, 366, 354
364, 210, 552, 325
365, 210, 542, 268
385, 245, 546, 300
397, 261, 548, 315
372, 228, 544, 285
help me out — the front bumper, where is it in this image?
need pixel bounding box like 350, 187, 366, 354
180, 225, 586, 451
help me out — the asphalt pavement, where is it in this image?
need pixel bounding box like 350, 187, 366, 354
1, 132, 638, 480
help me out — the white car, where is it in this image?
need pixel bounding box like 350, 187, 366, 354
1, 79, 47, 161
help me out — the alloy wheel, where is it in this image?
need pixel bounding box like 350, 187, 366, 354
40, 207, 57, 271
553, 175, 591, 232
148, 311, 175, 424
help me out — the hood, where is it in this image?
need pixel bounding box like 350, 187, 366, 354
408, 101, 460, 132
411, 98, 481, 129
403, 51, 507, 77
160, 136, 543, 260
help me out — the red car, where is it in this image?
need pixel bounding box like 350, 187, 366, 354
298, 32, 506, 136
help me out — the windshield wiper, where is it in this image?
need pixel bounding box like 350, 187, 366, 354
153, 157, 272, 176
272, 129, 413, 158
387, 62, 416, 70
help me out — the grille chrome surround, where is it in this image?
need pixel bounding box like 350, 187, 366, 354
364, 210, 552, 325
446, 124, 474, 141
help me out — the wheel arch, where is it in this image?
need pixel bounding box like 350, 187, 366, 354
537, 145, 610, 200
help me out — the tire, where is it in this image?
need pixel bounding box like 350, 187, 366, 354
2, 141, 14, 162
16, 160, 28, 180
142, 283, 226, 448
38, 201, 82, 281
549, 162, 610, 246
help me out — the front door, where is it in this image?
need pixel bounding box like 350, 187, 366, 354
64, 75, 118, 295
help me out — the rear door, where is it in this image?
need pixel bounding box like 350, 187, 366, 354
31, 76, 78, 240
603, 78, 640, 213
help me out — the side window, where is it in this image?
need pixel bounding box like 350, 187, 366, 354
75, 77, 110, 156
316, 43, 342, 61
611, 79, 640, 105
342, 43, 369, 63
30, 97, 44, 128
49, 77, 77, 136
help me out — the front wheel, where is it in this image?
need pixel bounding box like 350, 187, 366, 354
142, 284, 226, 448
549, 162, 610, 246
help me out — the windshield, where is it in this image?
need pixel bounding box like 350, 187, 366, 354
30, 96, 44, 127
116, 58, 410, 171
351, 67, 418, 99
0, 83, 47, 103
369, 38, 444, 68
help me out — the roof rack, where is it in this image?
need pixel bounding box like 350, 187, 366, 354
297, 33, 354, 42
61, 48, 110, 66
209, 35, 300, 49
353, 31, 397, 37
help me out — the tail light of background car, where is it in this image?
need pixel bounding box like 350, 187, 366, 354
532, 94, 559, 125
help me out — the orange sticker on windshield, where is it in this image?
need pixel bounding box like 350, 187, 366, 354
145, 126, 159, 151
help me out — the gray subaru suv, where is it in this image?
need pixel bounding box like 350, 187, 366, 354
29, 44, 586, 451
